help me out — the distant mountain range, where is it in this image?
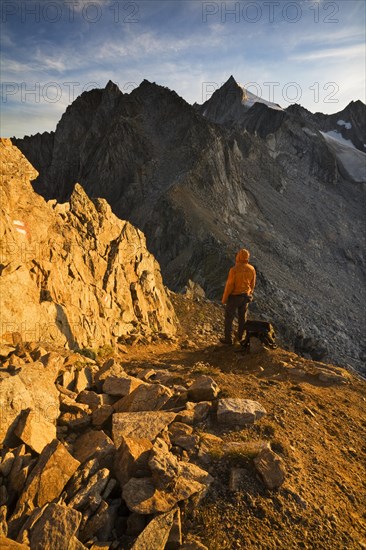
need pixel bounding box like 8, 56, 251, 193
14, 76, 366, 372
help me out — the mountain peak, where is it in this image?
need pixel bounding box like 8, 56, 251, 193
226, 75, 238, 86
105, 80, 122, 95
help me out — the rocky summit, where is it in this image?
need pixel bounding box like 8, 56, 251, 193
13, 77, 366, 373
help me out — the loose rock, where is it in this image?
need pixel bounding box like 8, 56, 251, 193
217, 398, 267, 426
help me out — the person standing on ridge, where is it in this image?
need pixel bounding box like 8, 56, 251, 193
220, 248, 256, 345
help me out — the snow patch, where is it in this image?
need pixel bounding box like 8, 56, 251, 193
320, 131, 366, 183
242, 89, 283, 111
235, 81, 283, 111
337, 119, 352, 130
321, 130, 356, 149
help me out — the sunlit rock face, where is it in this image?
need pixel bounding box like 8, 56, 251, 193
0, 139, 178, 350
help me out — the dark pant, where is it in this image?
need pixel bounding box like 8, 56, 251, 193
224, 294, 251, 342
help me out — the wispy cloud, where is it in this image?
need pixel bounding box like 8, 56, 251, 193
1, 0, 365, 136
290, 43, 365, 61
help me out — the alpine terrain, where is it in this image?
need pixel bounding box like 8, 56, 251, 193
0, 139, 365, 550
14, 76, 366, 374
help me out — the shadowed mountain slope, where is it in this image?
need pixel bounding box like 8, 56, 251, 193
13, 79, 366, 373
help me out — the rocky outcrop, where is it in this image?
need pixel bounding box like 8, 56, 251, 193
0, 139, 177, 350
12, 79, 366, 373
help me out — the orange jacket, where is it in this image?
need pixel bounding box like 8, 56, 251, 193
222, 249, 256, 304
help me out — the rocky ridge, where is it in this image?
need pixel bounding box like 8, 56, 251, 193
0, 139, 177, 350
13, 78, 366, 373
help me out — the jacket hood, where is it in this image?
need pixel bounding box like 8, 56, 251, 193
236, 249, 250, 263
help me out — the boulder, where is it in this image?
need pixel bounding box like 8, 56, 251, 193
0, 345, 16, 359
217, 398, 267, 426
0, 362, 59, 444
123, 461, 212, 515
58, 411, 90, 431
148, 439, 180, 489
166, 507, 182, 549
185, 402, 212, 423
253, 446, 286, 490
94, 359, 125, 387
91, 405, 114, 428
130, 509, 177, 550
9, 440, 80, 531
14, 409, 56, 454
102, 375, 144, 397
187, 376, 220, 402
76, 390, 102, 411
112, 412, 176, 447
19, 503, 83, 550
113, 383, 172, 413
72, 430, 115, 466
60, 395, 90, 415
114, 436, 152, 487
122, 478, 175, 514
93, 498, 119, 541
73, 368, 92, 394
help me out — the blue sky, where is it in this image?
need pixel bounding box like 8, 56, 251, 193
1, 0, 365, 137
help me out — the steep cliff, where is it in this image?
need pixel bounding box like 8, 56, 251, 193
0, 139, 177, 349
13, 79, 366, 373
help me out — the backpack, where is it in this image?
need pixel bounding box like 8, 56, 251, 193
240, 320, 277, 352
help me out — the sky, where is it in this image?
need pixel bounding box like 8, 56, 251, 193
1, 0, 365, 137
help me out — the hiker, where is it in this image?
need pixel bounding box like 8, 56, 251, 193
220, 248, 256, 345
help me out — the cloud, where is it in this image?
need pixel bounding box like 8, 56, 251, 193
290, 43, 365, 62
1, 0, 365, 136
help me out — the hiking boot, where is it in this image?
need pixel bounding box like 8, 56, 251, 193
219, 338, 232, 345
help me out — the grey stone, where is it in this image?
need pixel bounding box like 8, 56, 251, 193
217, 398, 267, 426
14, 409, 56, 454
22, 503, 82, 550
72, 430, 115, 466
9, 440, 80, 528
113, 383, 172, 413
114, 436, 152, 488
130, 509, 177, 550
103, 375, 144, 397
187, 376, 220, 402
112, 412, 176, 447
254, 446, 286, 489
